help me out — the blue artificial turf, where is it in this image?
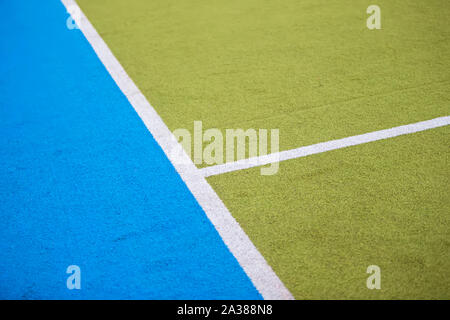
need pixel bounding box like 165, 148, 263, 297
0, 0, 260, 299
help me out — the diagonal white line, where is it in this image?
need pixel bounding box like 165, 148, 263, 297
61, 0, 294, 300
201, 116, 450, 177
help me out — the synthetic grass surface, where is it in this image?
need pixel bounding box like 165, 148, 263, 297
208, 126, 450, 299
76, 0, 450, 299
78, 0, 450, 163
0, 0, 260, 299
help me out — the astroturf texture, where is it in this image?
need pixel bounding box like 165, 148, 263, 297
0, 0, 260, 299
76, 0, 450, 299
78, 0, 450, 162
209, 126, 450, 299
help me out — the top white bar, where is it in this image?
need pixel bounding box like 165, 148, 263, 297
201, 116, 450, 177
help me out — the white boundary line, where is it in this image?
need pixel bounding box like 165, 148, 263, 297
61, 0, 294, 300
201, 116, 450, 177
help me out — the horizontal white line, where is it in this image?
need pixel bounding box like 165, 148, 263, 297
61, 0, 294, 300
201, 116, 450, 177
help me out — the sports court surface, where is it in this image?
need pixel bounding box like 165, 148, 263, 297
0, 0, 449, 299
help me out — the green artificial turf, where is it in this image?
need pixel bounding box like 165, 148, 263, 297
78, 0, 450, 165
208, 126, 450, 299
76, 0, 450, 299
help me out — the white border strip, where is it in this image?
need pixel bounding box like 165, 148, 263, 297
201, 116, 450, 177
61, 0, 294, 300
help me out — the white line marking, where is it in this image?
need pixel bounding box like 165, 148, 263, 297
60, 0, 294, 300
201, 116, 450, 177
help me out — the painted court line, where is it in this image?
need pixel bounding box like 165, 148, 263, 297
61, 0, 294, 300
201, 116, 450, 177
